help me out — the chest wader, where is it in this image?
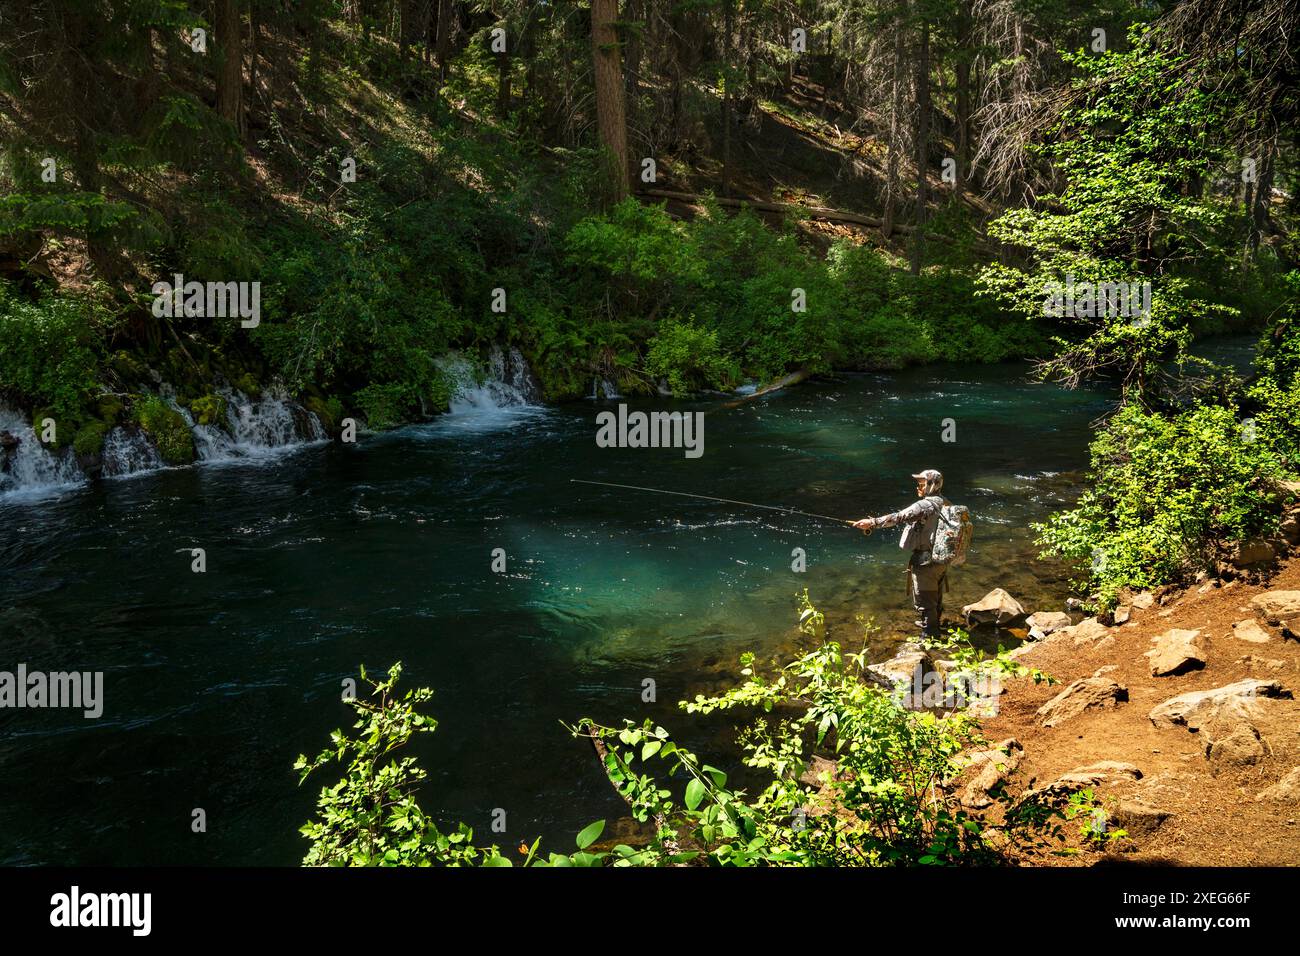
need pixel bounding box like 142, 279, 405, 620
906, 553, 949, 640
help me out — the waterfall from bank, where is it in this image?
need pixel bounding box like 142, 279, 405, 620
0, 387, 326, 502
433, 346, 544, 432
175, 387, 326, 463
0, 406, 85, 500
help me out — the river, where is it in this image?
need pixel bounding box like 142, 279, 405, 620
0, 359, 1119, 863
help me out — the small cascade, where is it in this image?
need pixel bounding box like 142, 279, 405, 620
435, 346, 544, 429
0, 407, 85, 501
176, 387, 326, 462
589, 377, 621, 401
100, 426, 164, 478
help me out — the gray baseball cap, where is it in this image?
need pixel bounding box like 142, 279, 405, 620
911, 469, 943, 491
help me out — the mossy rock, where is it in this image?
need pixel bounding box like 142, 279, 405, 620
96, 395, 125, 425
189, 393, 228, 427
304, 395, 344, 432
132, 395, 195, 465
30, 408, 67, 449
73, 421, 110, 458
109, 350, 147, 385
232, 372, 261, 399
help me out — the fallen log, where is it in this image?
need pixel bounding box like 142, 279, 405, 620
719, 367, 813, 408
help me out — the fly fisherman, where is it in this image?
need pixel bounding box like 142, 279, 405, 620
853, 469, 949, 639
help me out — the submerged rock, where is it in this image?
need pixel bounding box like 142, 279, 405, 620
1026, 610, 1072, 641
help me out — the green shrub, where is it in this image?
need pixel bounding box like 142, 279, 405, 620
1036, 402, 1284, 606
0, 282, 102, 419
298, 597, 1081, 867
353, 382, 408, 431
645, 319, 737, 395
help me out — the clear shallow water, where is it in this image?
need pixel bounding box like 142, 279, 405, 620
0, 362, 1113, 864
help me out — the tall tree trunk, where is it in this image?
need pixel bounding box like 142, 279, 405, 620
216, 0, 245, 137
954, 5, 971, 201
497, 32, 511, 118
910, 19, 930, 275
624, 0, 642, 136
882, 17, 906, 239
1249, 134, 1277, 259
436, 0, 454, 80
591, 0, 629, 202
399, 0, 409, 63
248, 5, 258, 125
721, 0, 733, 197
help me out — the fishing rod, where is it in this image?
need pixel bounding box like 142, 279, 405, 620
569, 478, 857, 526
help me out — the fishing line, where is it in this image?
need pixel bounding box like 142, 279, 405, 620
569, 478, 856, 526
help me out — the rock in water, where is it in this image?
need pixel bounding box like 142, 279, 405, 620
1144, 628, 1206, 676
1026, 611, 1072, 641
962, 588, 1026, 627
1037, 677, 1128, 727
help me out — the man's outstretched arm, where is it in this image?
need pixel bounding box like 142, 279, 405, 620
854, 499, 934, 533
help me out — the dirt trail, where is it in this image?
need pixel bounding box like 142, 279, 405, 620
980, 562, 1300, 866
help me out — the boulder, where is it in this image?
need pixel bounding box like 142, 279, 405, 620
1131, 592, 1156, 611
1068, 617, 1111, 646
866, 647, 932, 688
1256, 767, 1300, 802
1148, 679, 1291, 730
1251, 590, 1300, 625
1112, 800, 1171, 839
961, 588, 1026, 627
1055, 761, 1143, 787
1144, 628, 1206, 677
1026, 611, 1072, 641
1113, 605, 1132, 625
1207, 723, 1266, 774
957, 738, 1023, 809
1037, 677, 1128, 728
1280, 515, 1300, 545
1231, 619, 1274, 644
1231, 538, 1276, 568
1017, 762, 1142, 807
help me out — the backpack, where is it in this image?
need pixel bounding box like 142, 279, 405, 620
929, 501, 973, 566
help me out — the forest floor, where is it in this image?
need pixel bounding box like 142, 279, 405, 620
975, 559, 1300, 866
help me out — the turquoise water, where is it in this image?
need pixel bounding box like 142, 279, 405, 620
0, 361, 1112, 864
